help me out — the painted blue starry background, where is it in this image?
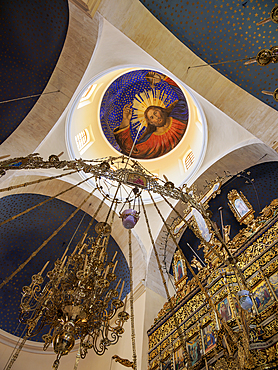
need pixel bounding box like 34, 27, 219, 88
139, 0, 278, 111
0, 194, 130, 342
100, 69, 186, 152
0, 0, 69, 144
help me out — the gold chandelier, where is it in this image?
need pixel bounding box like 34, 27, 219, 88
19, 221, 128, 369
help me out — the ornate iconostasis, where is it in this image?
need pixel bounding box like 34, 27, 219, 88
148, 160, 278, 370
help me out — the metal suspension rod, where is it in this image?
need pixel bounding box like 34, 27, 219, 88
0, 170, 78, 193
187, 56, 254, 70
0, 175, 95, 228
73, 347, 81, 370
128, 229, 137, 370
0, 189, 96, 290
101, 200, 118, 252
75, 195, 107, 250
104, 183, 121, 224
0, 90, 59, 105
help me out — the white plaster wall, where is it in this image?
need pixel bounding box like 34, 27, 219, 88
35, 17, 261, 262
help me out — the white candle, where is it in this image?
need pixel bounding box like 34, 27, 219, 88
78, 244, 85, 255
115, 278, 121, 290
104, 265, 109, 279
71, 244, 79, 256
119, 281, 125, 300
40, 261, 50, 275
112, 260, 118, 274
60, 246, 69, 261
112, 251, 118, 262
60, 256, 67, 269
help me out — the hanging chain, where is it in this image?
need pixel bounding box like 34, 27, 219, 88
73, 346, 81, 370
4, 336, 27, 370
76, 194, 107, 249
128, 229, 137, 370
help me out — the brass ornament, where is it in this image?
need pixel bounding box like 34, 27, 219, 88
112, 355, 134, 368
271, 4, 278, 24
256, 49, 272, 66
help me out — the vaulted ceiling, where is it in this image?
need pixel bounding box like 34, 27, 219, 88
139, 0, 278, 111
0, 0, 69, 144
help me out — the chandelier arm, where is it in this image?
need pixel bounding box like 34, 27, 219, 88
0, 174, 95, 228
128, 229, 137, 370
0, 169, 79, 193
0, 189, 96, 290
147, 191, 238, 345
140, 197, 191, 368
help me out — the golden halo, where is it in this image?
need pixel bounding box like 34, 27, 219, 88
130, 89, 168, 129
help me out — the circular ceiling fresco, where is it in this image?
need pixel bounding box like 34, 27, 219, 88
100, 70, 189, 160
66, 67, 207, 197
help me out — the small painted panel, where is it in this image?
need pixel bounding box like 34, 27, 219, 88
202, 323, 216, 353
217, 297, 233, 322
269, 271, 278, 297
187, 335, 202, 366
100, 70, 189, 160
174, 346, 186, 370
252, 281, 274, 313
